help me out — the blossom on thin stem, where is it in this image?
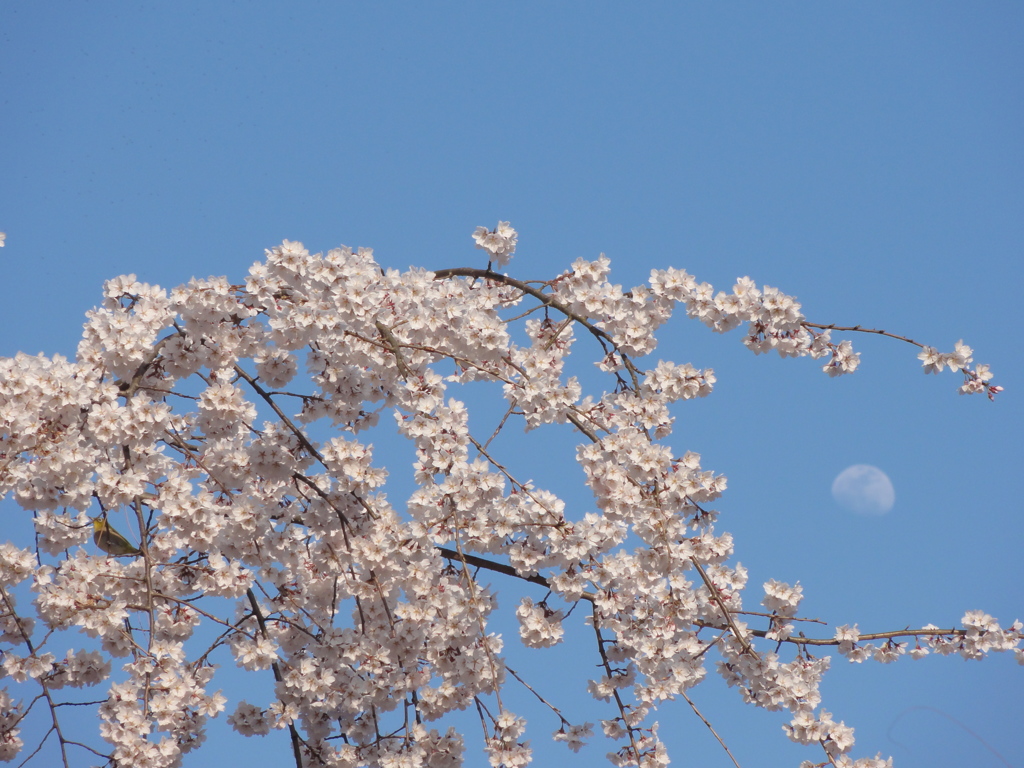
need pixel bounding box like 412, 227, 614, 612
473, 221, 518, 267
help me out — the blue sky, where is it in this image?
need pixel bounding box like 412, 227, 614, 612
1, 3, 1021, 767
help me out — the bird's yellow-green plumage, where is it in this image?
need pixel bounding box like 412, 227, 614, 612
92, 517, 141, 557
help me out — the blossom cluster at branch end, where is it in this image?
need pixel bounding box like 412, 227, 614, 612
473, 221, 518, 267
918, 341, 1002, 399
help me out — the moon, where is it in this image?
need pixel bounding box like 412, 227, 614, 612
831, 465, 895, 516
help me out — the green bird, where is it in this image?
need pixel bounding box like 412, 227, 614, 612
92, 517, 141, 557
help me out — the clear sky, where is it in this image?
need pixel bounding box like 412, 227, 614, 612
1, 3, 1022, 767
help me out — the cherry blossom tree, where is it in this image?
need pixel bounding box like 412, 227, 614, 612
0, 222, 1014, 768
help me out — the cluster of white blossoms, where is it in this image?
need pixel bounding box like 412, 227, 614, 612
918, 340, 1001, 397
0, 689, 21, 762
515, 597, 565, 648
0, 222, 1012, 768
472, 221, 518, 267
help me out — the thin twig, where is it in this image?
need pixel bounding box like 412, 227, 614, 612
803, 322, 921, 347
682, 691, 742, 768
505, 666, 570, 726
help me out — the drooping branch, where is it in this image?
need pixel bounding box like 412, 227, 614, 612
682, 691, 741, 768
434, 546, 991, 651
432, 267, 644, 389
246, 589, 305, 768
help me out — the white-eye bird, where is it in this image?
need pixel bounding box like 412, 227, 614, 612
92, 517, 141, 557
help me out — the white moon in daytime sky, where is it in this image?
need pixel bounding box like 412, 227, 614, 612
831, 465, 895, 516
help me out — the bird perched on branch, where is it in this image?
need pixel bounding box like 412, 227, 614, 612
92, 517, 141, 557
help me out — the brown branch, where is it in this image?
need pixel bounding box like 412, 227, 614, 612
0, 590, 76, 768
480, 403, 516, 452
565, 410, 601, 443
342, 330, 513, 385
434, 547, 554, 591
465, 434, 565, 523
432, 268, 613, 347
233, 364, 326, 465
432, 267, 643, 388
803, 322, 922, 348
246, 589, 305, 768
682, 691, 742, 768
448, 519, 505, 710
768, 627, 971, 646
590, 603, 643, 763
734, 609, 826, 625
437, 547, 977, 654
695, 620, 977, 647
505, 665, 570, 727
691, 560, 756, 657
